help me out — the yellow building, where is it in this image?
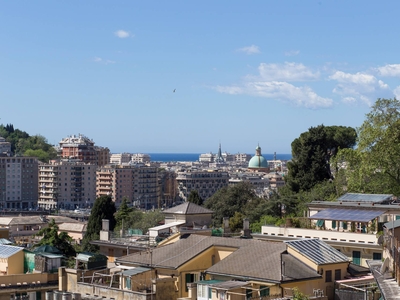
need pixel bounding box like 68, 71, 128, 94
0, 245, 24, 275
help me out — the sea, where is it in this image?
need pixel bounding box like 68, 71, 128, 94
148, 153, 292, 162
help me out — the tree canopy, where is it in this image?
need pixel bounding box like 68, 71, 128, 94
337, 98, 400, 195
82, 195, 116, 252
285, 125, 357, 193
204, 182, 266, 228
187, 190, 203, 206
0, 124, 57, 161
34, 218, 76, 258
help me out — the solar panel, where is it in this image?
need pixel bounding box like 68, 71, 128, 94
337, 193, 393, 203
310, 208, 385, 223
285, 239, 349, 265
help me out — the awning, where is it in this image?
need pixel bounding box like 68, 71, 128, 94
310, 208, 385, 223
122, 267, 151, 277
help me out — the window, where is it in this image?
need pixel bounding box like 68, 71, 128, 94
335, 269, 341, 280
260, 286, 270, 297
325, 270, 332, 282
373, 252, 382, 260
185, 273, 196, 292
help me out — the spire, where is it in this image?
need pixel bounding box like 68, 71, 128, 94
215, 142, 224, 163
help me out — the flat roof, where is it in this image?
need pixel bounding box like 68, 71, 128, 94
310, 208, 385, 223
149, 221, 185, 232
337, 193, 393, 203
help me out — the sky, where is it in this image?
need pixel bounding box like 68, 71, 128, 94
1, 1, 400, 154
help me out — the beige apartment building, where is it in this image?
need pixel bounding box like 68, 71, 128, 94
0, 157, 38, 210
38, 160, 97, 210
176, 169, 229, 201
96, 163, 159, 209
109, 153, 132, 164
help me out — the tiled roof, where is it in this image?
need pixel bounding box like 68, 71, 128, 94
58, 222, 87, 232
163, 202, 213, 215
117, 234, 315, 282
0, 215, 80, 226
0, 245, 24, 258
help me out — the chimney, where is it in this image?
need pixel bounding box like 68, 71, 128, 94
223, 217, 230, 236
100, 219, 110, 241
243, 218, 251, 238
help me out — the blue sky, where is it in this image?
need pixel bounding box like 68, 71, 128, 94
1, 1, 399, 154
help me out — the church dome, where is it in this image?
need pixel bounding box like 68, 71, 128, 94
248, 145, 268, 169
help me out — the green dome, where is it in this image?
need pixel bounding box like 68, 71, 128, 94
248, 155, 268, 168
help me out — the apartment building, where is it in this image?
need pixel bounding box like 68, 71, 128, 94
0, 157, 38, 210
131, 153, 150, 163
58, 134, 110, 166
176, 169, 229, 201
38, 160, 97, 210
96, 163, 159, 209
110, 153, 131, 164
0, 136, 11, 156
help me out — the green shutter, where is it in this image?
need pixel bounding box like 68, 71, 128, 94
343, 222, 348, 230
332, 220, 336, 229
260, 286, 270, 297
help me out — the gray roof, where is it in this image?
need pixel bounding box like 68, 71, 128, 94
117, 235, 318, 283
0, 238, 13, 245
0, 245, 24, 258
0, 215, 80, 226
285, 239, 349, 265
163, 202, 213, 215
58, 222, 87, 232
384, 219, 400, 230
337, 193, 393, 203
122, 267, 151, 277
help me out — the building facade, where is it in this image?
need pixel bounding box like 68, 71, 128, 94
0, 137, 11, 156
96, 164, 159, 209
176, 169, 229, 201
38, 160, 97, 210
58, 134, 109, 167
0, 157, 38, 210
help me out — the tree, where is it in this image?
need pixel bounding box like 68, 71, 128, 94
82, 195, 116, 252
285, 125, 356, 193
34, 218, 76, 258
204, 182, 259, 227
187, 190, 203, 206
337, 98, 400, 195
114, 197, 133, 231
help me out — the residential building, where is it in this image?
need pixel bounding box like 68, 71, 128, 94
176, 169, 229, 202
0, 156, 38, 210
96, 163, 159, 209
110, 153, 132, 165
265, 171, 285, 190
228, 172, 267, 194
234, 152, 251, 163
0, 136, 11, 156
58, 134, 110, 166
131, 153, 151, 163
158, 168, 178, 208
38, 159, 97, 210
0, 215, 81, 246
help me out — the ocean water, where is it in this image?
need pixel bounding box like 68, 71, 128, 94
148, 153, 292, 162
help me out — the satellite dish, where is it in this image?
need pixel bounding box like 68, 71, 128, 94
380, 257, 389, 274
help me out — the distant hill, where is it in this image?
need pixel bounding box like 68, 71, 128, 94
0, 123, 57, 162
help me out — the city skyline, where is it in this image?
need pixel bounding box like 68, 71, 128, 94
1, 1, 399, 154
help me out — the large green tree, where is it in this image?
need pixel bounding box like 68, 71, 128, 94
285, 125, 357, 193
187, 190, 203, 206
82, 195, 116, 252
337, 98, 400, 195
204, 182, 262, 227
34, 218, 76, 258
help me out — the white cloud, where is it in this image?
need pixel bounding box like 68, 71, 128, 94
215, 81, 332, 109
394, 86, 400, 99
236, 45, 260, 55
377, 64, 400, 77
114, 30, 132, 38
329, 70, 389, 106
93, 57, 115, 65
342, 97, 357, 104
256, 62, 319, 81
284, 50, 300, 56
329, 71, 376, 85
